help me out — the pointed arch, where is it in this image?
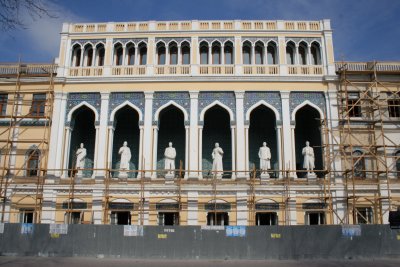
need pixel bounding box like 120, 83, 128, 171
291, 100, 324, 121
200, 100, 234, 122
154, 100, 188, 121
109, 101, 143, 122
245, 100, 280, 121
67, 101, 99, 122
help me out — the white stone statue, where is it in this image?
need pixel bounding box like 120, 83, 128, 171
258, 142, 271, 178
118, 141, 131, 178
164, 142, 176, 178
76, 143, 87, 177
302, 141, 316, 178
212, 143, 224, 178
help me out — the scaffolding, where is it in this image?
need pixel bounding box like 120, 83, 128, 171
0, 63, 56, 223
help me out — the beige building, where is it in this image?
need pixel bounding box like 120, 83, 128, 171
0, 19, 399, 226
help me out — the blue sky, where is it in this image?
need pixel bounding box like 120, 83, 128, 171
1, 0, 399, 63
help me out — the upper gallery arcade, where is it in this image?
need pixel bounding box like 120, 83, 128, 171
48, 19, 337, 180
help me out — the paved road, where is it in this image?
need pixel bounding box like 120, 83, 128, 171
0, 257, 400, 267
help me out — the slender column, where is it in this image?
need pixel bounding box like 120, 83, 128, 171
134, 46, 138, 65
307, 45, 312, 65
55, 93, 68, 176
290, 125, 297, 178
236, 191, 248, 225
94, 92, 110, 178
79, 49, 84, 67
165, 45, 169, 65
251, 44, 255, 64
189, 91, 199, 178
138, 125, 144, 177
221, 47, 225, 65
295, 45, 300, 65
198, 126, 203, 179
62, 127, 72, 178
92, 189, 103, 224
91, 47, 96, 67
208, 45, 212, 65
276, 125, 283, 178
231, 126, 236, 179
177, 45, 181, 65
106, 126, 115, 173
184, 126, 189, 177
235, 91, 246, 179
281, 91, 296, 178
122, 45, 126, 65
92, 126, 100, 178
187, 191, 198, 225
152, 126, 159, 179
245, 126, 250, 175
48, 92, 63, 176
40, 189, 56, 224
142, 92, 154, 178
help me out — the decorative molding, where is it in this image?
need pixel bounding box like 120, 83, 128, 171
285, 37, 322, 45
199, 92, 236, 122
108, 92, 145, 123
66, 93, 101, 123
241, 36, 278, 44
244, 91, 282, 118
290, 92, 326, 115
113, 38, 148, 46
198, 36, 235, 44
155, 37, 191, 45
152, 92, 190, 124
71, 39, 106, 46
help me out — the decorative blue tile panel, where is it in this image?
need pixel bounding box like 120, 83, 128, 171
113, 38, 148, 46
198, 37, 234, 44
71, 39, 106, 46
153, 92, 190, 123
155, 37, 191, 45
290, 92, 326, 116
199, 92, 236, 122
66, 93, 101, 122
241, 37, 278, 45
109, 92, 145, 123
244, 92, 282, 124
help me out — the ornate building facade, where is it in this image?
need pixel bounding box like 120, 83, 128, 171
0, 19, 399, 226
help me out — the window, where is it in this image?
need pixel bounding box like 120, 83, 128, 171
224, 42, 233, 65
114, 44, 123, 66
71, 44, 81, 67
96, 44, 105, 66
127, 44, 135, 65
255, 42, 264, 64
242, 42, 251, 64
311, 42, 321, 65
181, 42, 190, 64
158, 212, 179, 226
207, 212, 229, 226
157, 43, 166, 65
83, 44, 93, 67
388, 93, 400, 118
306, 212, 325, 225
26, 149, 40, 177
212, 43, 221, 64
0, 94, 7, 116
267, 44, 276, 64
356, 207, 373, 224
298, 43, 307, 65
169, 43, 178, 65
65, 212, 82, 224
110, 211, 131, 225
286, 42, 295, 65
200, 42, 208, 64
19, 209, 34, 223
30, 93, 46, 117
353, 150, 366, 179
347, 93, 362, 117
139, 43, 147, 65
256, 212, 277, 225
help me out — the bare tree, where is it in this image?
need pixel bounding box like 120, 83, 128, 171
0, 0, 57, 31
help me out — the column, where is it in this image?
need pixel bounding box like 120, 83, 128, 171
48, 92, 66, 177
92, 189, 103, 224
106, 126, 115, 174
295, 45, 300, 65
281, 91, 296, 178
184, 126, 189, 177
198, 126, 203, 179
41, 189, 56, 224
189, 91, 199, 178
251, 44, 256, 65
231, 126, 236, 179
235, 91, 246, 179
62, 127, 72, 178
177, 45, 181, 65
79, 49, 84, 67
307, 45, 312, 65
142, 92, 154, 178
151, 126, 159, 179
138, 125, 144, 177
276, 124, 283, 178
236, 191, 248, 225
245, 125, 250, 174
187, 191, 198, 225
94, 92, 109, 178
278, 36, 287, 75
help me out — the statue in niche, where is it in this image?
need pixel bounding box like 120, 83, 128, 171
212, 143, 224, 178
118, 141, 131, 178
164, 142, 176, 178
258, 142, 271, 179
75, 143, 87, 178
302, 141, 316, 178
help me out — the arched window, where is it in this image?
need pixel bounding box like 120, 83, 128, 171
27, 149, 40, 177
83, 44, 93, 67
224, 41, 233, 65
267, 43, 277, 64
299, 42, 308, 65
126, 43, 135, 65
95, 44, 105, 66
157, 42, 166, 65
311, 42, 321, 65
181, 42, 190, 65
353, 150, 366, 179
200, 42, 209, 65
169, 42, 178, 65
286, 42, 295, 65
114, 43, 123, 66
139, 43, 147, 65
242, 41, 252, 65
255, 41, 264, 64
71, 44, 82, 67
212, 42, 221, 65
